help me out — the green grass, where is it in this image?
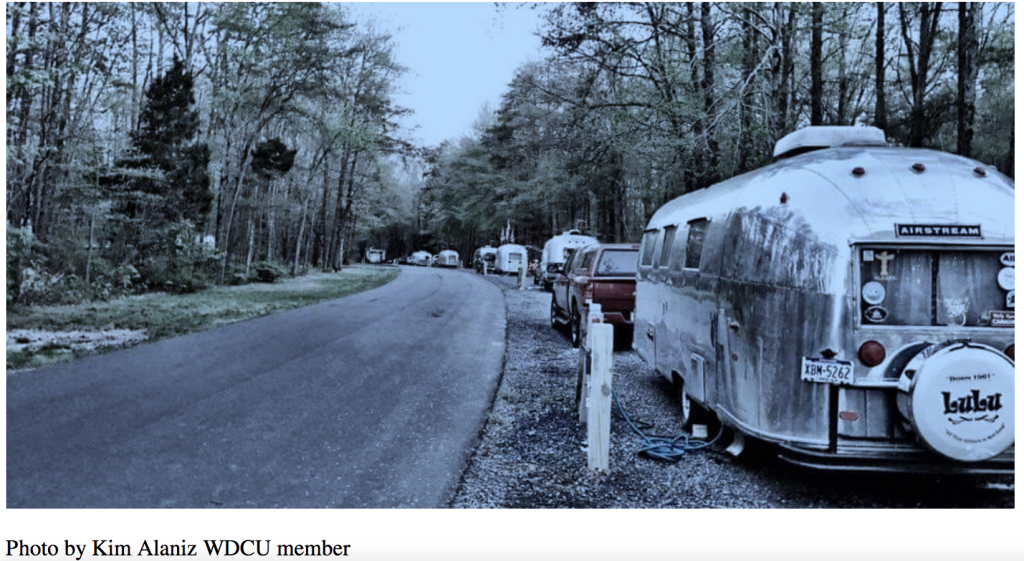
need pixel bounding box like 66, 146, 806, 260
6, 266, 398, 370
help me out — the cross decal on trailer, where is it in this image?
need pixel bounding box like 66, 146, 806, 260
875, 251, 895, 278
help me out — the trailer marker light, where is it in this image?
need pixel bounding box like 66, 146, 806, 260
857, 341, 886, 367
911, 163, 926, 173
780, 192, 789, 204
852, 166, 866, 177
1006, 344, 1015, 361
839, 411, 860, 422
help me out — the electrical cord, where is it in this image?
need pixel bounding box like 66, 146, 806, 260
612, 387, 724, 463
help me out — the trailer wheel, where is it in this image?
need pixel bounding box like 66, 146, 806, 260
676, 375, 697, 427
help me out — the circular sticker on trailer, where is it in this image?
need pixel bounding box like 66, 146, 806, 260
899, 343, 1015, 462
864, 306, 888, 323
862, 282, 886, 305
997, 267, 1014, 291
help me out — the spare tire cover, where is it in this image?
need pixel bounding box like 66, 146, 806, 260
896, 341, 1014, 462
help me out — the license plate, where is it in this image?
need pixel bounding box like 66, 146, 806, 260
801, 357, 854, 385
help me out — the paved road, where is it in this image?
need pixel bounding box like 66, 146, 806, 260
7, 266, 506, 508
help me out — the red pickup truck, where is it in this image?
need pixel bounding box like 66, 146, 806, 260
549, 242, 640, 347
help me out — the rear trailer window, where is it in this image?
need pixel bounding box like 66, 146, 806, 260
595, 250, 639, 277
857, 248, 1013, 327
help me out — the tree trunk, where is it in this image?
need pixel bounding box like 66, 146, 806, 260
874, 2, 887, 132
266, 178, 276, 260
738, 3, 756, 171
699, 3, 719, 187
957, 2, 979, 157
899, 2, 942, 147
811, 2, 824, 125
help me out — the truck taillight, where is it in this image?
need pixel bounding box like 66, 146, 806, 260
1006, 344, 1015, 361
581, 282, 593, 303
857, 341, 886, 367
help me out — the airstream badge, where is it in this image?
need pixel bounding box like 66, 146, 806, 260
895, 224, 982, 237
864, 306, 889, 323
1000, 253, 1014, 267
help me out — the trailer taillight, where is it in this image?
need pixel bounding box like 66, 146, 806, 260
857, 341, 886, 367
1006, 344, 1015, 361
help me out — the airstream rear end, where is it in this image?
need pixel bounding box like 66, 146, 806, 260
495, 244, 528, 275
410, 251, 432, 267
634, 127, 1014, 473
365, 248, 385, 264
436, 249, 460, 268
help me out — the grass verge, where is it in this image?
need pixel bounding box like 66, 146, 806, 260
6, 266, 399, 371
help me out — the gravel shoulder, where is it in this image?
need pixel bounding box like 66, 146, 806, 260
450, 272, 1015, 508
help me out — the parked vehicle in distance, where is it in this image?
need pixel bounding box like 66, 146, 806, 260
436, 249, 460, 268
365, 248, 386, 264
635, 125, 1014, 474
495, 244, 528, 275
539, 229, 599, 290
409, 251, 433, 267
473, 246, 497, 273
551, 242, 640, 348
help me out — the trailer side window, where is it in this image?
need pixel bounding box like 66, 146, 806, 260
683, 219, 709, 270
658, 226, 677, 269
640, 230, 658, 267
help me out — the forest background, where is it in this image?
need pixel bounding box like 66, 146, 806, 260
5, 2, 1015, 306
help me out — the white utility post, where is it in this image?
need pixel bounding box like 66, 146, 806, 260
578, 304, 613, 472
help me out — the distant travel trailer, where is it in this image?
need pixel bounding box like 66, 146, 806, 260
410, 251, 433, 267
473, 246, 497, 273
365, 248, 386, 264
495, 244, 528, 275
634, 126, 1014, 474
539, 229, 599, 290
436, 249, 460, 268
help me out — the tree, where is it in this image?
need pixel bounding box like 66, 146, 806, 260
810, 2, 824, 125
875, 2, 887, 131
104, 55, 213, 291
957, 2, 979, 157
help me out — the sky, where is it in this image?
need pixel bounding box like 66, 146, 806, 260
344, 2, 548, 147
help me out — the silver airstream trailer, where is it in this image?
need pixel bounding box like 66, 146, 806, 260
539, 229, 599, 290
410, 251, 433, 267
473, 245, 497, 273
495, 244, 528, 275
365, 248, 385, 264
436, 249, 460, 268
634, 126, 1014, 473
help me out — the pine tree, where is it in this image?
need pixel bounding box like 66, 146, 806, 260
128, 55, 213, 226
102, 55, 215, 291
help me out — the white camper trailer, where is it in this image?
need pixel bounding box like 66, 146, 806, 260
495, 244, 528, 275
409, 251, 433, 267
539, 230, 599, 290
365, 248, 385, 264
436, 249, 460, 268
634, 126, 1014, 474
473, 246, 497, 273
